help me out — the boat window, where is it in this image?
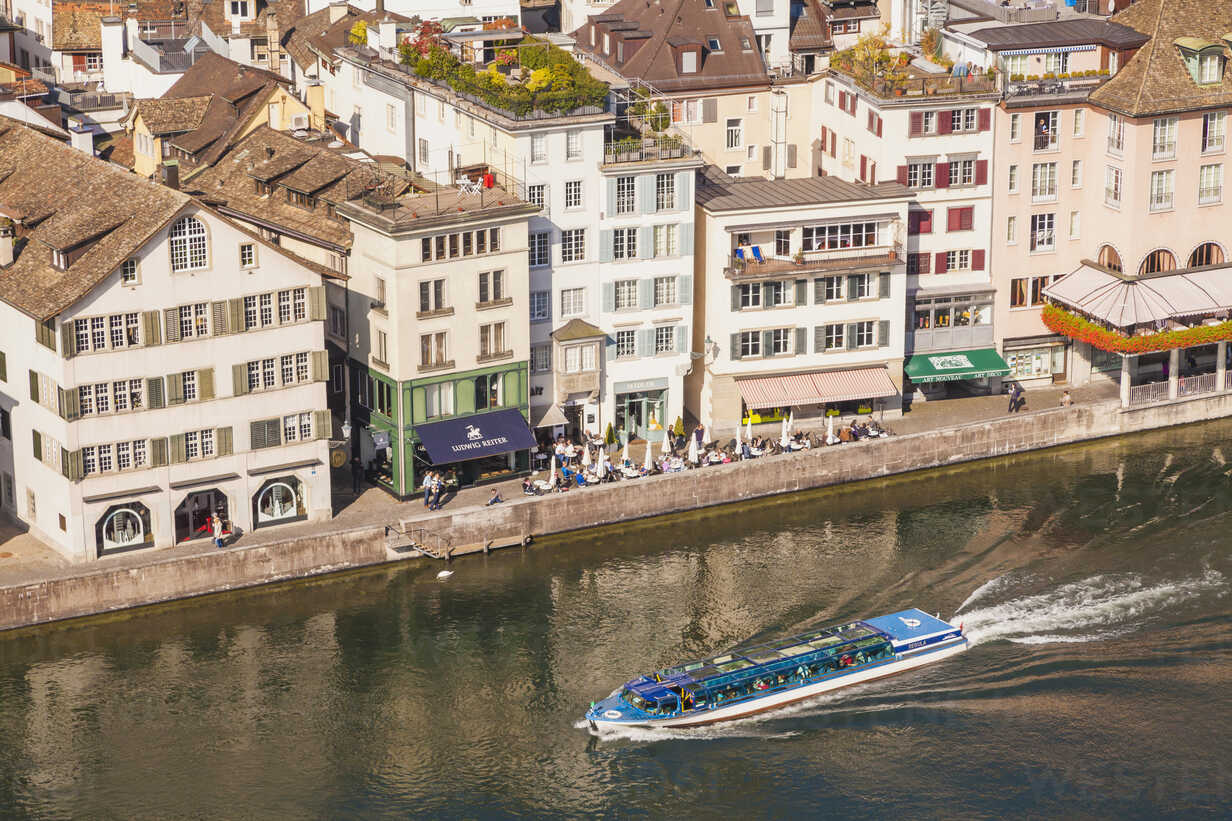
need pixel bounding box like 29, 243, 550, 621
621, 688, 654, 712
776, 644, 814, 658
715, 659, 753, 673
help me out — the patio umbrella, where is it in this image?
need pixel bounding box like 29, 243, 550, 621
780, 414, 789, 445
661, 428, 671, 456
787, 410, 794, 434
548, 454, 557, 489
734, 421, 742, 447
687, 434, 699, 466
745, 416, 752, 442
643, 438, 653, 472
621, 435, 629, 464
581, 444, 591, 468
826, 413, 835, 443
597, 448, 607, 479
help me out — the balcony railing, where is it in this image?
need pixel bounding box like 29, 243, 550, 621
1149, 192, 1174, 212
838, 72, 997, 100
1033, 133, 1058, 151
1004, 75, 1110, 102
1128, 381, 1169, 406
725, 245, 900, 280
603, 135, 696, 165
1178, 373, 1217, 397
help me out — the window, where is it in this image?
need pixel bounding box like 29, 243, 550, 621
1008, 164, 1019, 193
531, 133, 547, 163
1006, 215, 1017, 243
821, 276, 843, 302
229, 0, 250, 18
616, 330, 636, 358
823, 324, 843, 351
1140, 249, 1177, 275
654, 276, 677, 306
560, 287, 585, 317
614, 280, 638, 310
1069, 210, 1081, 240
74, 312, 140, 351
1071, 160, 1083, 188
615, 176, 635, 214
119, 259, 138, 285
765, 280, 790, 307
1031, 162, 1057, 201
737, 283, 761, 309
239, 243, 256, 268
479, 322, 506, 357
1029, 213, 1055, 252
654, 326, 675, 354
1203, 112, 1225, 153
907, 162, 934, 188
563, 345, 596, 373
531, 344, 552, 373
1073, 108, 1085, 137
566, 130, 582, 160
949, 159, 974, 186
281, 413, 312, 443
168, 216, 208, 271
179, 303, 209, 338
561, 229, 585, 262
769, 328, 792, 356
374, 331, 388, 365
775, 230, 790, 257
420, 332, 447, 367
725, 164, 742, 176
682, 51, 697, 73
419, 278, 446, 313
185, 429, 214, 460
921, 111, 937, 134
1152, 117, 1177, 160
565, 180, 582, 209
726, 118, 742, 150
1107, 113, 1125, 154
853, 273, 872, 298
1033, 111, 1058, 151
527, 184, 546, 209
950, 108, 977, 132
181, 370, 197, 401
1150, 170, 1174, 211
1199, 53, 1222, 84
1009, 276, 1051, 308
1189, 243, 1225, 267
854, 321, 874, 348
656, 173, 676, 210
529, 232, 550, 267
530, 290, 550, 321
385, 103, 396, 132
1199, 164, 1223, 204
1045, 52, 1068, 75
946, 250, 971, 271
746, 94, 756, 110
1105, 166, 1123, 207
613, 227, 637, 260
801, 221, 881, 251
739, 330, 761, 358
653, 224, 678, 257
478, 270, 505, 304
1009, 113, 1021, 142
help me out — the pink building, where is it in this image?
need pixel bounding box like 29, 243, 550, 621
990, 0, 1232, 394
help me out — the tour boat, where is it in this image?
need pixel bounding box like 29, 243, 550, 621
585, 608, 967, 729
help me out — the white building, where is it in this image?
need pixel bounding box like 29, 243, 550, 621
305, 0, 522, 23
0, 120, 333, 562
690, 167, 913, 436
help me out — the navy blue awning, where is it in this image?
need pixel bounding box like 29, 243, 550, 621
414, 408, 535, 464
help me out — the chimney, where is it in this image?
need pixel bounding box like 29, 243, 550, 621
305, 81, 325, 131
68, 120, 95, 156
265, 12, 280, 68
0, 222, 13, 268
100, 16, 125, 93
328, 2, 348, 24
375, 0, 384, 13
162, 160, 180, 190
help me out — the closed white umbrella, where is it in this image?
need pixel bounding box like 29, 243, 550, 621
687, 434, 699, 465
621, 435, 629, 464
745, 415, 752, 442
780, 413, 789, 445
787, 410, 794, 434
661, 428, 671, 456
826, 413, 835, 443
548, 454, 557, 489
597, 448, 608, 479
734, 420, 742, 447
581, 444, 591, 467
643, 438, 653, 471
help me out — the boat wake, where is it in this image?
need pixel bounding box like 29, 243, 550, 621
573, 717, 802, 743
956, 568, 1226, 647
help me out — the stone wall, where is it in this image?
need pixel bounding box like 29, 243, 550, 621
5, 391, 1232, 632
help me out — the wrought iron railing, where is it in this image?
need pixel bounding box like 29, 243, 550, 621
1128, 381, 1170, 405
1178, 373, 1217, 397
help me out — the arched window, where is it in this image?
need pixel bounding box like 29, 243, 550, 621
255, 477, 304, 525
95, 502, 153, 556
1097, 244, 1122, 273
168, 216, 208, 271
1188, 242, 1225, 268
1139, 249, 1176, 276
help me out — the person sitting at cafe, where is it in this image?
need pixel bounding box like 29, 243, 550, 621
522, 477, 537, 496
741, 441, 753, 460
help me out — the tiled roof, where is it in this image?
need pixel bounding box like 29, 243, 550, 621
573, 0, 770, 92
969, 19, 1150, 51
695, 165, 912, 211
552, 318, 604, 341
0, 118, 191, 319
790, 0, 832, 53
1090, 0, 1232, 117
133, 95, 213, 135
163, 51, 290, 103
283, 4, 408, 71
191, 0, 306, 41
52, 6, 104, 51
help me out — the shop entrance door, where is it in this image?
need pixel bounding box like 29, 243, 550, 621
175, 489, 228, 543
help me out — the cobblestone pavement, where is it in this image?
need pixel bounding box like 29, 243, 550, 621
0, 380, 1122, 584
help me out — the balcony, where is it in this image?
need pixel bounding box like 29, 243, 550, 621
602, 134, 698, 166
1004, 74, 1110, 105
555, 370, 599, 400
1033, 132, 1058, 152
1149, 192, 1174, 212
724, 245, 900, 281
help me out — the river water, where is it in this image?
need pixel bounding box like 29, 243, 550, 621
1, 421, 1229, 819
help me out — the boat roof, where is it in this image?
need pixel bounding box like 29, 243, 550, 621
863, 609, 959, 645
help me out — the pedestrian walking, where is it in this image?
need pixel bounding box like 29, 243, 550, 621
423, 470, 434, 508
351, 455, 364, 494
431, 472, 444, 511
211, 513, 225, 549
694, 423, 706, 448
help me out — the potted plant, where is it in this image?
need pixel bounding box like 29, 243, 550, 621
792, 249, 805, 265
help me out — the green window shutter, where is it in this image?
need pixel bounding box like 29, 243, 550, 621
731, 285, 742, 312
32, 429, 42, 462
232, 363, 249, 396
602, 282, 615, 313
198, 368, 214, 400
169, 433, 187, 464
28, 370, 38, 402
311, 350, 329, 382
0, 350, 6, 381
163, 307, 181, 342
675, 325, 687, 354
730, 332, 742, 360
216, 426, 233, 456
59, 386, 79, 421
313, 409, 332, 440
228, 298, 245, 332
679, 275, 693, 305
599, 229, 613, 263
879, 271, 891, 299
638, 278, 654, 309
60, 323, 76, 358
309, 285, 327, 321
814, 325, 824, 354
63, 448, 82, 481
146, 376, 165, 409
150, 437, 168, 466
878, 319, 890, 348
794, 327, 807, 356
502, 369, 519, 406
60, 447, 71, 479
680, 222, 693, 256
166, 372, 184, 405
211, 301, 228, 335
846, 324, 857, 350
250, 419, 271, 450
846, 275, 859, 302
142, 310, 162, 345
762, 330, 773, 353
794, 279, 808, 306
639, 225, 653, 259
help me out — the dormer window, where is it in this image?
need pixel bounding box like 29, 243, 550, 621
1176, 38, 1226, 86
705, 0, 715, 7
682, 51, 697, 73
707, 37, 722, 52
604, 33, 610, 55
1200, 52, 1223, 84
228, 0, 252, 20
740, 37, 752, 51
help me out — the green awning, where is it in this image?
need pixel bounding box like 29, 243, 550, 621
904, 349, 1011, 383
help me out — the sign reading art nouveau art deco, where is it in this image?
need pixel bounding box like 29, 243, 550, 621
413, 408, 536, 464
904, 348, 1011, 383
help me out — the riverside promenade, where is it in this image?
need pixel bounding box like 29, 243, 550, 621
14, 378, 1229, 633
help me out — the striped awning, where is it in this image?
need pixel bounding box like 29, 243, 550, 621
1000, 44, 1096, 56
737, 368, 898, 409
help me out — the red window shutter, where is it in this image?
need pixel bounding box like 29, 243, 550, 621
961, 207, 974, 230
947, 207, 960, 232
975, 159, 989, 185
820, 126, 827, 150
920, 210, 933, 234
848, 95, 857, 115
909, 111, 923, 137
830, 132, 836, 157
978, 108, 991, 131
918, 253, 931, 274
868, 161, 876, 183
934, 162, 949, 188
867, 110, 874, 132
972, 249, 986, 271
935, 252, 948, 274
907, 212, 919, 235
72, 54, 87, 70
876, 116, 883, 137
860, 155, 867, 181
896, 165, 909, 185
838, 91, 847, 110
938, 110, 953, 134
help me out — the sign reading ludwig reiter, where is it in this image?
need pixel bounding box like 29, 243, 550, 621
449, 424, 510, 455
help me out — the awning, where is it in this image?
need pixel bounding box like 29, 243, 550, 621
414, 408, 536, 464
737, 367, 899, 408
905, 349, 1010, 383
530, 404, 568, 428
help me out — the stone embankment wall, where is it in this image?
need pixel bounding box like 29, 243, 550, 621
3, 393, 1231, 632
